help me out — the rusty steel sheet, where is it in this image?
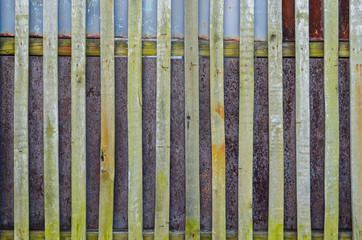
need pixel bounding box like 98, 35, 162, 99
0, 56, 352, 231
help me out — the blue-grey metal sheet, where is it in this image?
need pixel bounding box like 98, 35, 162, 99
224, 0, 239, 40
198, 0, 210, 39
0, 0, 15, 36
0, 0, 268, 40
254, 0, 267, 41
115, 0, 128, 37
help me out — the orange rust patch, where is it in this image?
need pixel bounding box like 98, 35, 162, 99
215, 103, 224, 120
212, 143, 226, 180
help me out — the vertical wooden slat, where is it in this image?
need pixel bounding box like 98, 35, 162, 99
210, 0, 226, 239
349, 0, 362, 239
267, 0, 284, 239
295, 0, 312, 239
184, 0, 200, 239
99, 0, 115, 238
71, 0, 87, 238
14, 0, 29, 239
323, 0, 339, 239
43, 0, 60, 238
154, 0, 171, 239
238, 0, 254, 239
128, 0, 143, 239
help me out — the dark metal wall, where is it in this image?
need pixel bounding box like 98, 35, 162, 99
0, 56, 351, 231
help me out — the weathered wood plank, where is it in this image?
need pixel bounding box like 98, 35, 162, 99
154, 0, 172, 239
0, 230, 355, 240
184, 0, 200, 239
238, 0, 254, 239
349, 0, 362, 239
0, 37, 351, 57
71, 0, 87, 239
127, 0, 143, 239
295, 0, 312, 240
210, 0, 226, 239
99, 0, 115, 239
43, 0, 60, 238
323, 0, 339, 239
14, 0, 29, 239
267, 0, 284, 239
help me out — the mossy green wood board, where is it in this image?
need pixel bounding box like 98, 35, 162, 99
295, 0, 312, 239
0, 37, 351, 57
349, 0, 362, 239
99, 0, 115, 239
323, 0, 339, 239
267, 0, 284, 239
43, 0, 60, 239
238, 0, 254, 239
154, 0, 171, 239
210, 0, 226, 239
71, 0, 87, 239
128, 0, 143, 239
14, 0, 29, 239
184, 0, 200, 240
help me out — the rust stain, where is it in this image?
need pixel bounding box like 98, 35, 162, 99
282, 0, 295, 40
215, 103, 224, 120
309, 0, 323, 40
86, 34, 101, 39
212, 143, 226, 179
0, 32, 15, 37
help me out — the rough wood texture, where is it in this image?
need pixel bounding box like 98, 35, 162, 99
267, 0, 284, 239
349, 0, 362, 239
295, 0, 312, 239
184, 0, 200, 239
210, 0, 226, 239
128, 0, 143, 239
71, 0, 87, 239
324, 0, 339, 239
154, 0, 171, 239
14, 0, 29, 239
0, 37, 351, 57
0, 230, 355, 240
43, 0, 60, 238
238, 0, 254, 239
99, 0, 115, 239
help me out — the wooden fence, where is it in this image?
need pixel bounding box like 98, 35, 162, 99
0, 0, 361, 239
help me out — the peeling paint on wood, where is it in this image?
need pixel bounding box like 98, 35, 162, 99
349, 0, 362, 239
99, 0, 115, 239
184, 0, 200, 239
267, 0, 284, 238
71, 0, 87, 239
43, 0, 60, 238
154, 0, 171, 239
210, 0, 226, 239
295, 0, 312, 239
238, 0, 254, 239
323, 0, 339, 239
128, 0, 143, 239
14, 0, 29, 239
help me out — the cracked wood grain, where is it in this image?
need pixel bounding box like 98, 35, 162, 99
295, 0, 312, 239
154, 0, 171, 239
98, 0, 115, 239
14, 0, 29, 239
323, 0, 339, 239
267, 0, 284, 239
71, 0, 87, 239
349, 0, 362, 239
238, 0, 254, 239
128, 0, 143, 239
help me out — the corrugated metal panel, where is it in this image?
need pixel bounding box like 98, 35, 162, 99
0, 0, 15, 36
254, 0, 267, 41
0, 0, 348, 41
